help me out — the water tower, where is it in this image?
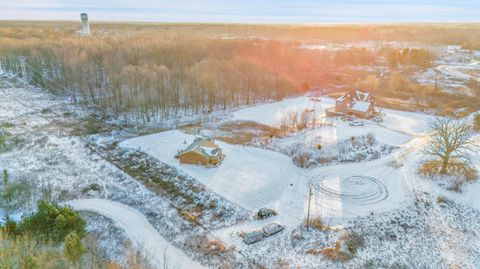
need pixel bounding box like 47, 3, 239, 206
80, 13, 90, 36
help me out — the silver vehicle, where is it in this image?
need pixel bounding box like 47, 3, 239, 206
349, 120, 364, 126
243, 230, 265, 244
262, 222, 284, 237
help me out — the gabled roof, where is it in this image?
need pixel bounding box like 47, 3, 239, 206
199, 146, 221, 157
180, 138, 221, 158
336, 92, 350, 102
337, 90, 371, 103
354, 90, 370, 102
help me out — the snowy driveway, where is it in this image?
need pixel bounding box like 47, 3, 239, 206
66, 199, 206, 269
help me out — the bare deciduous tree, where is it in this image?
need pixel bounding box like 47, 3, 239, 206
423, 117, 477, 174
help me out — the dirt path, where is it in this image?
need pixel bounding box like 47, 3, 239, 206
67, 199, 207, 269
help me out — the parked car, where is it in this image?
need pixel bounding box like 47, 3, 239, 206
345, 115, 357, 121
349, 120, 364, 126
243, 230, 264, 244
257, 207, 277, 219
262, 222, 284, 237
372, 116, 383, 123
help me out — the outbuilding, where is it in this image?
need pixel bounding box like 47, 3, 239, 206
177, 137, 223, 166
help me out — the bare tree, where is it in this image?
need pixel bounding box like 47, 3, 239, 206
423, 117, 478, 174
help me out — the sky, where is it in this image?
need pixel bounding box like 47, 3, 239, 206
1, 0, 480, 23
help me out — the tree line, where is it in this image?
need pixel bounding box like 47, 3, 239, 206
0, 23, 449, 125
0, 34, 314, 125
2, 23, 475, 124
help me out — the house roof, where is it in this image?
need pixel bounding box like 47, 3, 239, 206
180, 138, 221, 158
355, 90, 370, 102
336, 92, 350, 102
337, 90, 371, 103
349, 101, 371, 113
199, 146, 221, 157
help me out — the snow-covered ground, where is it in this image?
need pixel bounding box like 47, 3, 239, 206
0, 76, 232, 268
119, 96, 434, 229
119, 128, 427, 226
120, 130, 308, 227
3, 73, 480, 268
301, 41, 444, 53
231, 96, 432, 137
231, 96, 333, 127
252, 131, 396, 169
416, 47, 480, 95
118, 93, 480, 268
67, 199, 206, 269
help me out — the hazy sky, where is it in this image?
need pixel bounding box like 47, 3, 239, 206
1, 0, 480, 23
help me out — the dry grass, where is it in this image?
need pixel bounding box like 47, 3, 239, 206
306, 232, 364, 263
436, 196, 447, 204
320, 241, 351, 262
186, 234, 231, 257
418, 160, 479, 181
202, 239, 230, 255
178, 210, 200, 225
418, 161, 440, 177
217, 121, 281, 145
304, 217, 328, 231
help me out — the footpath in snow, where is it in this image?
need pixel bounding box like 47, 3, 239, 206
67, 199, 206, 269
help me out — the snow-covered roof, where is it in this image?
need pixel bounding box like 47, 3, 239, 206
180, 138, 221, 158
200, 146, 221, 157
350, 101, 371, 112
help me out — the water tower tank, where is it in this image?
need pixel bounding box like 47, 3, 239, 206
80, 13, 90, 35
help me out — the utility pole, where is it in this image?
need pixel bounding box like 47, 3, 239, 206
19, 56, 28, 90
306, 185, 312, 231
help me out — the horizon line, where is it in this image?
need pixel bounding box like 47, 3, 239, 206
2, 19, 480, 26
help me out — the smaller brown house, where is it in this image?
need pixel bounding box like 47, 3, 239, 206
327, 90, 375, 119
177, 137, 223, 166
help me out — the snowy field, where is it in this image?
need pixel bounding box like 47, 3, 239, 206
120, 96, 434, 228
3, 72, 480, 268
231, 96, 334, 127
232, 96, 432, 137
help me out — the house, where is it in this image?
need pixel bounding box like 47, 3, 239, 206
177, 137, 223, 166
327, 90, 375, 118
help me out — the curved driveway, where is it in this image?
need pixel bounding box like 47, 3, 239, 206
67, 199, 206, 269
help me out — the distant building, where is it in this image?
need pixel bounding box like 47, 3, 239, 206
80, 13, 90, 36
327, 90, 375, 119
177, 137, 223, 166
